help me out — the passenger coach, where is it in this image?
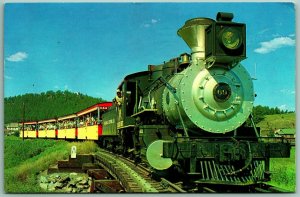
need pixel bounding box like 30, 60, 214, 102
20, 102, 112, 141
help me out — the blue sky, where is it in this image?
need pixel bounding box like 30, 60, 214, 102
4, 2, 296, 111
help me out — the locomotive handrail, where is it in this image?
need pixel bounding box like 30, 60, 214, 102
225, 140, 253, 176
158, 77, 177, 95
157, 76, 189, 138
249, 113, 260, 138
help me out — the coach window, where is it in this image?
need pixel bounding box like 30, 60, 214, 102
39, 124, 45, 130
79, 118, 84, 127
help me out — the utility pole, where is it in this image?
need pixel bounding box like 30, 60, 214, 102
22, 102, 25, 141
252, 63, 258, 80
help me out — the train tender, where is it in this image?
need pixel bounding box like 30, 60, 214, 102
101, 12, 291, 186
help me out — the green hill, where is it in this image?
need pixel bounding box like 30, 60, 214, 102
257, 113, 295, 136
4, 90, 105, 124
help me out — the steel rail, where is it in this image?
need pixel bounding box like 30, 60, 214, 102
93, 150, 291, 193
254, 183, 293, 193
94, 150, 158, 192
116, 154, 187, 192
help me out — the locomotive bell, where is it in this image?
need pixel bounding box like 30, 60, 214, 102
179, 53, 190, 65
177, 18, 214, 61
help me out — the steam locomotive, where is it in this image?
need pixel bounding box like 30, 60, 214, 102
101, 12, 291, 186
20, 12, 291, 188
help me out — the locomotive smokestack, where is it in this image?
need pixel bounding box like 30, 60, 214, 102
177, 18, 214, 61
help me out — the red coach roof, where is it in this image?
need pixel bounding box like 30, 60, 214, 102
76, 102, 113, 116
23, 121, 37, 125
38, 118, 56, 124
58, 114, 77, 121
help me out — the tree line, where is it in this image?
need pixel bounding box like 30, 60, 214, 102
252, 105, 293, 124
4, 91, 293, 124
4, 90, 104, 124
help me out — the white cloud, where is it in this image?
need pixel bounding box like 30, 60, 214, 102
280, 89, 295, 95
278, 104, 288, 111
254, 37, 295, 54
271, 33, 281, 37
4, 75, 12, 80
151, 19, 158, 24
54, 85, 72, 92
278, 104, 294, 112
142, 18, 159, 28
257, 28, 269, 35
6, 52, 28, 62
143, 24, 151, 28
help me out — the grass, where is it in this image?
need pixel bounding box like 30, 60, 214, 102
4, 136, 98, 193
256, 113, 296, 191
257, 113, 295, 135
257, 113, 296, 192
269, 147, 296, 192
67, 140, 99, 154
4, 130, 296, 193
4, 136, 60, 169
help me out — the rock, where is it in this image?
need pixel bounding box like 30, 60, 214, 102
54, 182, 64, 189
39, 172, 92, 193
75, 177, 83, 182
76, 185, 85, 189
69, 172, 78, 177
39, 183, 48, 190
40, 176, 48, 183
58, 175, 70, 183
48, 183, 56, 192
47, 177, 57, 183
68, 181, 76, 187
78, 179, 88, 185
65, 187, 73, 193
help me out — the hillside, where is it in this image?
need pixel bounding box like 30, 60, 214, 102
4, 136, 98, 193
257, 113, 295, 136
4, 90, 105, 124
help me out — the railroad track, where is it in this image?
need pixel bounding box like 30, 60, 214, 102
90, 149, 186, 193
87, 149, 291, 193
195, 183, 293, 193
253, 183, 292, 193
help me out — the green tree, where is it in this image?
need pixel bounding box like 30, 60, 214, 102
4, 91, 105, 123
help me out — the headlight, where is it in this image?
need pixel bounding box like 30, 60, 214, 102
220, 27, 242, 50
